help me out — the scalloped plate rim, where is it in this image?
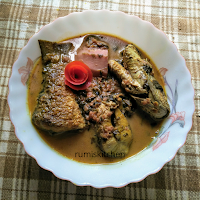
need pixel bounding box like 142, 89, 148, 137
8, 10, 195, 188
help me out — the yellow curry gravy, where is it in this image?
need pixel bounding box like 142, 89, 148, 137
27, 34, 165, 164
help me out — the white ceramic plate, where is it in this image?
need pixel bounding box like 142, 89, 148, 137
8, 10, 194, 188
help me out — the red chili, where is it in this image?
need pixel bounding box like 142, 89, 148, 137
64, 61, 93, 90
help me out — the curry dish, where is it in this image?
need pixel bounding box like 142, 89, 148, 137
28, 34, 169, 164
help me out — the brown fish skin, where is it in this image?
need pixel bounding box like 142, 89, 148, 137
38, 40, 74, 64
123, 44, 170, 121
132, 74, 170, 121
32, 40, 86, 135
123, 44, 150, 90
109, 44, 170, 121
108, 60, 147, 95
96, 108, 133, 157
84, 35, 109, 49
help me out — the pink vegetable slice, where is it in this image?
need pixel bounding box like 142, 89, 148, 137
75, 48, 108, 77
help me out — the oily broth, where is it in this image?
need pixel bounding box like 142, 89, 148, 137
28, 58, 43, 114
28, 34, 164, 164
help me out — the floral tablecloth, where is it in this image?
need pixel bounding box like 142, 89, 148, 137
0, 0, 199, 199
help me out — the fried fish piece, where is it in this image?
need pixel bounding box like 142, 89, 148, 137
123, 44, 150, 90
96, 108, 133, 157
32, 40, 86, 135
123, 44, 170, 121
38, 40, 74, 64
109, 44, 170, 121
132, 74, 170, 121
108, 60, 147, 95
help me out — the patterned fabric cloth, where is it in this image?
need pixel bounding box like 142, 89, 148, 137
0, 0, 199, 199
